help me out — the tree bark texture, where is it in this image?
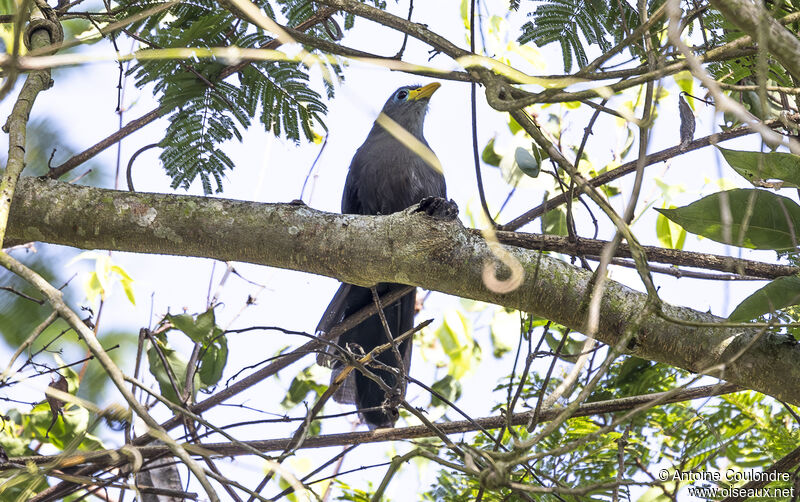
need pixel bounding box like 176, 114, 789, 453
8, 177, 800, 405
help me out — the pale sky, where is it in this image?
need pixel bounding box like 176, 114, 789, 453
0, 0, 788, 499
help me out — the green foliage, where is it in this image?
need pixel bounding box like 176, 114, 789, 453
656, 189, 800, 250
481, 137, 502, 167
147, 308, 229, 404
518, 0, 641, 72
147, 335, 199, 404
69, 251, 136, 307
718, 147, 800, 188
435, 311, 480, 379
704, 4, 799, 128
0, 360, 105, 500
335, 481, 375, 501
166, 308, 229, 388
728, 275, 800, 322
513, 146, 540, 178
425, 344, 798, 501
542, 205, 568, 236
117, 0, 346, 193
281, 364, 327, 409
430, 374, 462, 407
489, 308, 521, 358
656, 204, 687, 250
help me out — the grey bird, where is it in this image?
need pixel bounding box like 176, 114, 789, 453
316, 83, 454, 429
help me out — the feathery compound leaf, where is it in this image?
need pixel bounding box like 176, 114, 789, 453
118, 0, 334, 193
518, 0, 639, 72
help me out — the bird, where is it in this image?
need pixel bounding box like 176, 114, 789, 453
316, 82, 453, 429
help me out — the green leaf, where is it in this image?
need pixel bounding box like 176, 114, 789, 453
28, 402, 90, 450
147, 337, 197, 405
436, 311, 476, 379
514, 147, 540, 177
655, 189, 800, 250
281, 365, 326, 409
167, 308, 217, 343
481, 137, 502, 167
430, 375, 462, 407
718, 147, 800, 188
656, 205, 687, 249
673, 71, 694, 108
52, 354, 80, 395
543, 206, 568, 236
198, 334, 228, 387
544, 332, 584, 363
728, 276, 800, 322
111, 265, 136, 305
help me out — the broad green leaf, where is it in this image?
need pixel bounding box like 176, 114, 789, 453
514, 147, 539, 177
655, 189, 800, 250
656, 205, 687, 249
198, 334, 228, 387
728, 276, 800, 322
542, 206, 568, 236
718, 147, 800, 188
673, 71, 694, 108
147, 337, 197, 405
741, 90, 768, 119
430, 375, 462, 407
544, 332, 584, 363
508, 114, 522, 135
167, 308, 217, 343
27, 402, 89, 450
619, 126, 635, 159
281, 365, 326, 409
69, 251, 135, 305
111, 265, 136, 305
436, 311, 475, 379
0, 471, 49, 501
194, 309, 217, 340
481, 137, 502, 167
52, 354, 80, 395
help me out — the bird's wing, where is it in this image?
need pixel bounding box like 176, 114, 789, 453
342, 149, 365, 214
315, 283, 353, 367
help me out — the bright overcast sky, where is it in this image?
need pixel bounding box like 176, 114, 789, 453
0, 0, 786, 498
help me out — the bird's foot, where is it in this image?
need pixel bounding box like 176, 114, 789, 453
415, 197, 459, 220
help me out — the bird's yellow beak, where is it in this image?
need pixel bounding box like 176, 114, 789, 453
408, 82, 441, 101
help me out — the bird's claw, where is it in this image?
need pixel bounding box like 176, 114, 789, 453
415, 197, 459, 220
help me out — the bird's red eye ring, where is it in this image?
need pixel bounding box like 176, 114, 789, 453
396, 90, 408, 100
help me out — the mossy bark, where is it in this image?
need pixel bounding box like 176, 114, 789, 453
8, 177, 800, 405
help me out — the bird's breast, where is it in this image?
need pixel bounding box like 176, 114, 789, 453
367, 154, 445, 215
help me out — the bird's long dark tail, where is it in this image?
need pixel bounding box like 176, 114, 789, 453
317, 283, 415, 429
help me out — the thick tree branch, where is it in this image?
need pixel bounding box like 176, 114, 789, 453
1, 18, 58, 248
491, 232, 798, 279
6, 178, 800, 406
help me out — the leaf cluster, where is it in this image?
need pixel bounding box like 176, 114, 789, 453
518, 0, 643, 72
117, 0, 344, 193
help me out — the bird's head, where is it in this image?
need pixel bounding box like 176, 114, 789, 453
379, 83, 441, 136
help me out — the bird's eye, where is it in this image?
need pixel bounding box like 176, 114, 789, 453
396, 90, 408, 100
